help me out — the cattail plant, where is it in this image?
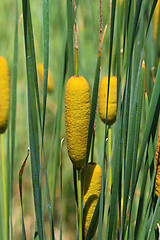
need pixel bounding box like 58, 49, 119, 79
65, 75, 91, 170
98, 76, 117, 125
0, 56, 10, 134
155, 122, 160, 197
37, 63, 54, 92
65, 74, 91, 240
98, 75, 117, 191
64, 0, 91, 239
82, 162, 102, 239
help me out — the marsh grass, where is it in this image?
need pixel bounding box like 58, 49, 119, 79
0, 0, 160, 239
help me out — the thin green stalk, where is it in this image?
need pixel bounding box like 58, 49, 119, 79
91, 134, 95, 163
75, 47, 78, 77
60, 138, 64, 240
1, 135, 8, 240
78, 170, 82, 240
108, 126, 112, 192
74, 0, 78, 77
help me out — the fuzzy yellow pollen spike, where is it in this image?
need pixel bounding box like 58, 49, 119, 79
0, 56, 10, 134
98, 76, 117, 125
37, 63, 54, 93
155, 127, 160, 197
82, 163, 102, 239
65, 75, 91, 170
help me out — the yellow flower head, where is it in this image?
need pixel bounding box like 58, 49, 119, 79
98, 76, 117, 125
37, 63, 54, 93
65, 75, 91, 170
82, 162, 102, 238
0, 56, 10, 134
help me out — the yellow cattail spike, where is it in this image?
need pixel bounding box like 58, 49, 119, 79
153, 0, 160, 43
155, 123, 160, 197
0, 56, 10, 134
65, 75, 91, 170
37, 63, 54, 93
98, 76, 117, 125
82, 162, 102, 239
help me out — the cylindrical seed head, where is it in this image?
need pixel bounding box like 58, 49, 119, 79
65, 75, 91, 170
98, 76, 117, 125
82, 162, 102, 238
0, 56, 10, 134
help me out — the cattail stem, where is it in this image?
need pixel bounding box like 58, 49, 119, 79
78, 170, 82, 240
1, 134, 8, 240
75, 47, 79, 77
74, 0, 79, 77
108, 126, 112, 191
91, 135, 95, 163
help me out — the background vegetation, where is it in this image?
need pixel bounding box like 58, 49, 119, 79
0, 0, 160, 239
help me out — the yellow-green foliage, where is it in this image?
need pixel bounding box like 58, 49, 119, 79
153, 0, 160, 43
65, 75, 91, 170
0, 56, 10, 134
82, 162, 102, 238
98, 76, 117, 125
37, 63, 54, 93
155, 126, 160, 197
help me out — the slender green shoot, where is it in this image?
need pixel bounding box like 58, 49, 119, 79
78, 170, 82, 240
74, 0, 78, 77
108, 126, 112, 192
1, 134, 8, 240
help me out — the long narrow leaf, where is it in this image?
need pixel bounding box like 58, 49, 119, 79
22, 0, 43, 238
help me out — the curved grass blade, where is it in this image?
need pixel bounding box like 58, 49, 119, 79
19, 149, 30, 240
22, 0, 44, 238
